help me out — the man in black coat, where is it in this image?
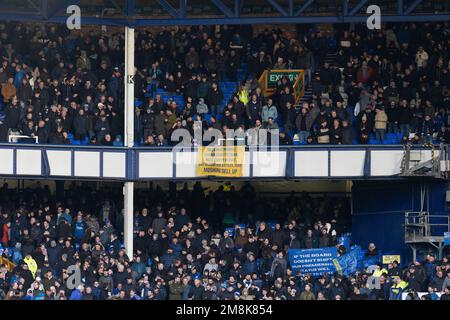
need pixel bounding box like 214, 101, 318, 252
5, 97, 21, 131
206, 82, 224, 116
246, 94, 261, 126
46, 240, 61, 267
341, 120, 354, 144
398, 100, 412, 137
49, 126, 67, 144
283, 102, 297, 135
73, 108, 89, 140
0, 120, 8, 142
142, 108, 156, 140
183, 75, 199, 100
189, 278, 205, 300
270, 224, 286, 249
37, 120, 50, 144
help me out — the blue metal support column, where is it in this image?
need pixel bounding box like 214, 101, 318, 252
211, 0, 235, 17
404, 0, 423, 15
110, 0, 125, 14
398, 0, 403, 15
363, 148, 371, 177
348, 0, 368, 16
157, 0, 178, 18
26, 0, 40, 12
266, 0, 288, 16
126, 0, 135, 26
295, 0, 314, 16
234, 0, 241, 17
179, 0, 187, 18
41, 0, 48, 19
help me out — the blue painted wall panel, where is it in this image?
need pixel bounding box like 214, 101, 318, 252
352, 181, 449, 264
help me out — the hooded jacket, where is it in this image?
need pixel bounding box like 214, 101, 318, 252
196, 99, 209, 115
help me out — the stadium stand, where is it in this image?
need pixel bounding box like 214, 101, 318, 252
0, 182, 449, 300
0, 19, 449, 301
0, 22, 448, 146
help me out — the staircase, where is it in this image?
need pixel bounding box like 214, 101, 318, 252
399, 143, 449, 179
404, 211, 450, 260
297, 50, 338, 106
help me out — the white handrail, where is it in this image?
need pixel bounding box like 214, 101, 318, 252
8, 134, 39, 144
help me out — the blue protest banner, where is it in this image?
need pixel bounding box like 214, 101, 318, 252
337, 233, 351, 249
288, 247, 338, 277
334, 246, 361, 276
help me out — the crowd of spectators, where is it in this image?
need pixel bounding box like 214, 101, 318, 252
0, 182, 449, 300
0, 22, 448, 146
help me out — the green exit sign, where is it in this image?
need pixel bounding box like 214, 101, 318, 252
267, 70, 302, 88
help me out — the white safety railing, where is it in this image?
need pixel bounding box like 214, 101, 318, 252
8, 134, 39, 144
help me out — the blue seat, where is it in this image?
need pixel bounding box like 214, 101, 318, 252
81, 137, 89, 145
386, 133, 396, 139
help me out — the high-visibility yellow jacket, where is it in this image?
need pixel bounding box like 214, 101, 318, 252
24, 256, 38, 278
390, 280, 408, 300
238, 89, 249, 105
373, 268, 388, 277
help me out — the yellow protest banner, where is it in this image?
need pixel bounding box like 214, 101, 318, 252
197, 145, 245, 177
382, 255, 401, 264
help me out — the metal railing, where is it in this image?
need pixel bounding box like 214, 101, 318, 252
8, 134, 39, 144
404, 211, 450, 242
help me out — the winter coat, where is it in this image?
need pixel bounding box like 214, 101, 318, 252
317, 126, 330, 144
246, 101, 261, 121
270, 257, 287, 278
303, 236, 318, 249
1, 82, 16, 102
442, 276, 450, 292
196, 100, 209, 115
386, 106, 399, 123
261, 105, 278, 122
206, 87, 224, 106
17, 83, 33, 102
270, 230, 286, 248
24, 256, 38, 278
169, 282, 184, 300
197, 82, 210, 99
151, 217, 167, 235
300, 291, 316, 300
342, 126, 354, 144
295, 112, 314, 132
73, 114, 89, 135
375, 111, 388, 130
398, 107, 411, 124
5, 103, 21, 129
